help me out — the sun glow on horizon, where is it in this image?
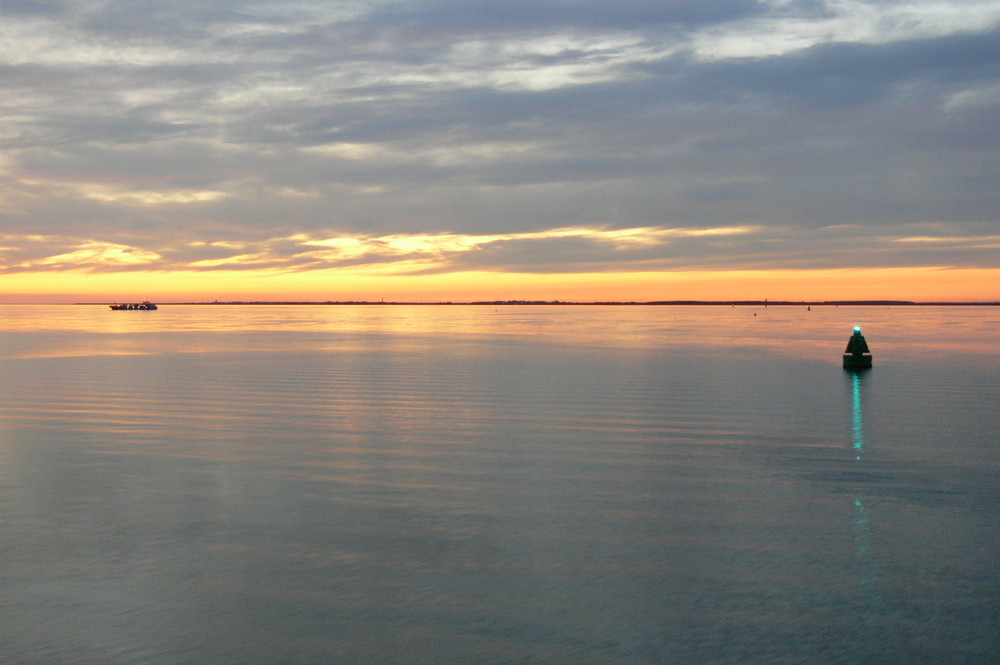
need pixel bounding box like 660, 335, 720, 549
3, 228, 997, 304
2, 266, 998, 304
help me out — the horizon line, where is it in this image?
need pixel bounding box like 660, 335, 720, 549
67, 299, 1000, 307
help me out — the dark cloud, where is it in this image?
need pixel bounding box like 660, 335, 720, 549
677, 27, 1000, 111
79, 1, 263, 41
0, 0, 67, 17
359, 0, 764, 36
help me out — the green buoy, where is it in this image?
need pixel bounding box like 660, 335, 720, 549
843, 326, 872, 369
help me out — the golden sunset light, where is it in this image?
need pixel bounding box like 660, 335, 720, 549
3, 265, 996, 304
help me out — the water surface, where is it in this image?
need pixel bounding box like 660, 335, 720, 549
1, 305, 997, 664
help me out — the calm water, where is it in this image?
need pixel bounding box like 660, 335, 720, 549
1, 304, 997, 664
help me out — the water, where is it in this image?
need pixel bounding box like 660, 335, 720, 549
1, 304, 997, 664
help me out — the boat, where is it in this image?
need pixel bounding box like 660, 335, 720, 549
110, 301, 158, 310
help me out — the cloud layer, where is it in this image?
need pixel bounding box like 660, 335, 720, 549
1, 0, 998, 284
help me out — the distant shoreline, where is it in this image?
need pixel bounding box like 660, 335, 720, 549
74, 300, 1000, 306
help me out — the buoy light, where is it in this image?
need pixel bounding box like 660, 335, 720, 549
854, 326, 862, 333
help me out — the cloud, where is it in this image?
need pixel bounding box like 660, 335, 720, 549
0, 235, 162, 272
0, 1, 68, 18
10, 221, 996, 278
0, 0, 998, 292
689, 0, 1000, 60
1, 225, 762, 274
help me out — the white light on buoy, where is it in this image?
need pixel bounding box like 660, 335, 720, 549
854, 326, 862, 333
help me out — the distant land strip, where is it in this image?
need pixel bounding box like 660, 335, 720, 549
82, 300, 1000, 306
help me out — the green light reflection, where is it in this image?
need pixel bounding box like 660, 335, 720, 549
852, 371, 865, 461
848, 369, 881, 607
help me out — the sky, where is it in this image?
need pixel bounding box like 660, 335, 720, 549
2, 0, 999, 302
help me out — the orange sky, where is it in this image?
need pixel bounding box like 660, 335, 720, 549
2, 266, 997, 303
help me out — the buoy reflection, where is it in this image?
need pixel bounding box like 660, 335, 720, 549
848, 370, 881, 608
852, 371, 864, 461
